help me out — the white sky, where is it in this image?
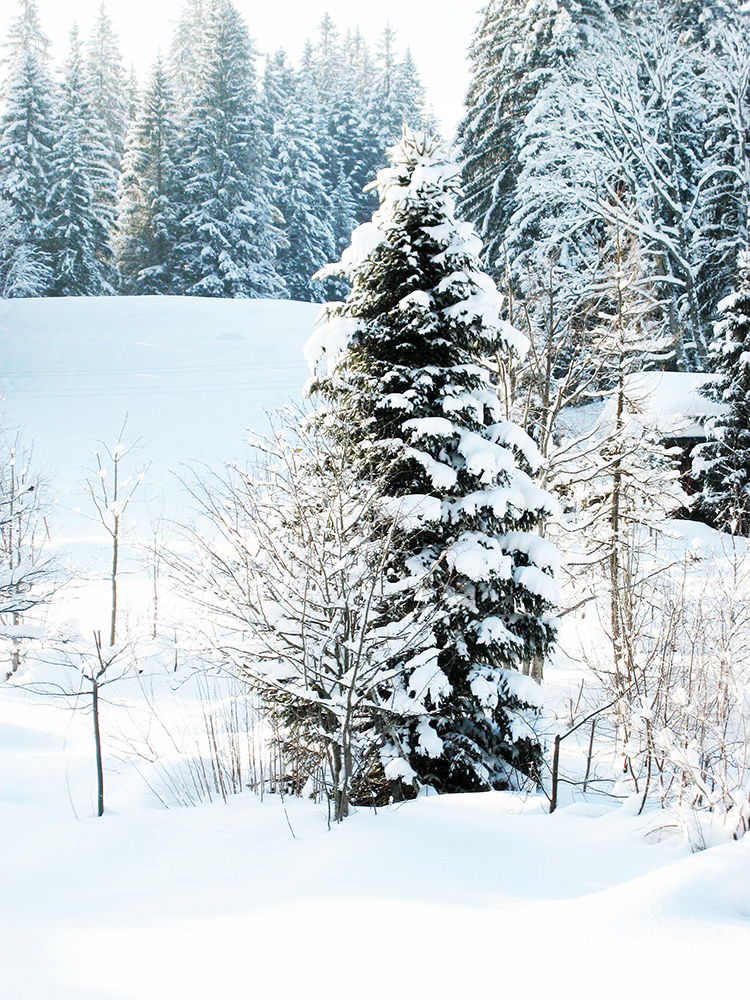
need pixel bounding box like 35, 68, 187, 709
1, 0, 481, 137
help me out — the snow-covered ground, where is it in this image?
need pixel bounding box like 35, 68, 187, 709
1, 296, 318, 532
1, 296, 748, 998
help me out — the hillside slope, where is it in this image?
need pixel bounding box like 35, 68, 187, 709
1, 296, 319, 530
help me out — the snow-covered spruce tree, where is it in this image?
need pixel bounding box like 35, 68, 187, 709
307, 19, 379, 229
46, 25, 114, 296
85, 2, 128, 178
695, 252, 750, 535
457, 0, 591, 279
83, 2, 128, 287
0, 0, 56, 296
168, 0, 208, 108
307, 131, 559, 795
270, 75, 336, 302
261, 48, 296, 132
366, 25, 426, 153
173, 0, 285, 298
116, 53, 181, 294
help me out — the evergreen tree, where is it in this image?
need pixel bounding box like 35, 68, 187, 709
367, 27, 426, 151
85, 3, 128, 186
307, 131, 558, 794
0, 0, 56, 295
395, 48, 427, 131
368, 24, 402, 148
116, 53, 180, 294
327, 165, 359, 296
311, 12, 340, 104
168, 0, 208, 109
305, 16, 375, 226
46, 25, 114, 296
173, 0, 285, 298
125, 63, 140, 124
696, 252, 750, 535
457, 0, 589, 278
83, 2, 128, 287
271, 77, 335, 302
343, 27, 373, 97
261, 48, 296, 131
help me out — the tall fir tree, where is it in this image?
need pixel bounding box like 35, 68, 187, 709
307, 131, 558, 794
271, 75, 335, 302
696, 252, 750, 535
0, 0, 56, 295
261, 48, 296, 132
367, 27, 426, 152
84, 2, 128, 288
457, 0, 590, 278
116, 53, 180, 294
168, 0, 208, 109
85, 3, 127, 185
173, 0, 284, 297
46, 25, 114, 295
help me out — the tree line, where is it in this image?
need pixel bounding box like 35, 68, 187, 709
0, 0, 426, 300
459, 0, 749, 374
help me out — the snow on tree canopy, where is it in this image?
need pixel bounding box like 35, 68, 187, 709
696, 252, 750, 535
306, 129, 558, 796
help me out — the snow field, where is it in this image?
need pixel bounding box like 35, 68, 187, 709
1, 296, 749, 997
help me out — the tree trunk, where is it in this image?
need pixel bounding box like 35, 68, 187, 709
92, 677, 104, 817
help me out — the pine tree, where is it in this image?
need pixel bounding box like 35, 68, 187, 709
83, 2, 128, 288
696, 252, 750, 535
168, 0, 208, 109
306, 15, 386, 232
342, 27, 372, 97
510, 6, 712, 370
173, 0, 284, 297
367, 28, 426, 152
311, 12, 340, 104
85, 3, 128, 165
307, 131, 558, 795
261, 48, 296, 131
46, 25, 114, 296
116, 53, 180, 294
125, 64, 140, 124
395, 48, 427, 131
0, 0, 56, 295
457, 0, 588, 278
2, 0, 50, 66
271, 76, 335, 302
368, 24, 402, 149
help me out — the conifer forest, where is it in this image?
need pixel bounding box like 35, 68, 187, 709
2, 6, 750, 992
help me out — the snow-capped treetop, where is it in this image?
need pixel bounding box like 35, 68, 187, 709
305, 128, 558, 796
312, 130, 530, 367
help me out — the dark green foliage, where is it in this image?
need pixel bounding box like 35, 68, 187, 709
46, 26, 114, 296
172, 0, 285, 297
696, 255, 750, 534
116, 55, 181, 294
309, 131, 558, 793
